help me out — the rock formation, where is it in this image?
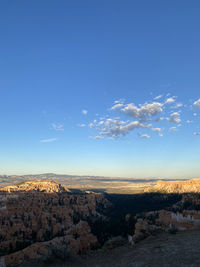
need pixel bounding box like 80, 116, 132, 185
0, 180, 111, 266
0, 180, 70, 193
144, 178, 200, 193
132, 192, 200, 243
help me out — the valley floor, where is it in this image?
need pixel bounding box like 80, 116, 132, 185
21, 230, 200, 267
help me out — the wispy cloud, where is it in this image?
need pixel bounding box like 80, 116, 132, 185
151, 127, 162, 133
154, 95, 163, 100
194, 98, 200, 109
138, 133, 150, 139
90, 135, 103, 140
110, 103, 124, 110
169, 126, 177, 132
82, 109, 88, 115
40, 138, 58, 143
165, 96, 176, 104
52, 123, 64, 131
77, 123, 86, 127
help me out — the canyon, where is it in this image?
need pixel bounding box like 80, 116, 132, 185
0, 180, 111, 266
1, 178, 200, 266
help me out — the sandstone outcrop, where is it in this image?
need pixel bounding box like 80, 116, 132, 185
144, 178, 200, 193
133, 209, 200, 242
0, 180, 70, 193
4, 220, 98, 266
0, 181, 111, 266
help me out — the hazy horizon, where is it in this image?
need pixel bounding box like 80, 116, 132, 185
0, 171, 198, 181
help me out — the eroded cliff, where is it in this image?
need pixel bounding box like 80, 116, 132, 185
0, 181, 111, 266
144, 178, 200, 193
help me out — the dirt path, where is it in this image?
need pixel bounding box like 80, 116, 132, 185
22, 231, 200, 267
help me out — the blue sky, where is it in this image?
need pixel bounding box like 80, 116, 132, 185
0, 0, 200, 178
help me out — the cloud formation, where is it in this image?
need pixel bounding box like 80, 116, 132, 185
194, 98, 200, 109
110, 103, 124, 110
165, 97, 175, 104
166, 112, 181, 123
120, 102, 163, 118
96, 118, 151, 138
40, 138, 58, 143
52, 123, 64, 131
82, 109, 88, 115
138, 133, 150, 139
169, 126, 177, 132
85, 93, 199, 140
154, 95, 163, 100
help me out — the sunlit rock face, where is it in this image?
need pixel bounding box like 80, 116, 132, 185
0, 181, 111, 266
0, 180, 71, 193
144, 178, 200, 193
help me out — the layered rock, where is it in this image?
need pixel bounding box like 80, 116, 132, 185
0, 180, 70, 193
0, 181, 111, 266
144, 178, 200, 193
4, 221, 98, 266
133, 209, 200, 243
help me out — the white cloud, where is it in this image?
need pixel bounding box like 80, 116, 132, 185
193, 113, 197, 117
40, 138, 58, 143
167, 117, 181, 123
194, 98, 200, 109
52, 123, 64, 131
82, 109, 88, 115
166, 112, 181, 123
99, 118, 151, 138
110, 103, 124, 110
171, 112, 180, 117
174, 103, 183, 108
86, 94, 186, 140
90, 135, 103, 139
186, 120, 192, 124
138, 133, 150, 139
154, 95, 163, 100
151, 127, 161, 133
78, 123, 86, 127
169, 126, 177, 132
165, 97, 176, 104
194, 132, 200, 136
89, 123, 94, 128
152, 127, 163, 136
121, 102, 163, 118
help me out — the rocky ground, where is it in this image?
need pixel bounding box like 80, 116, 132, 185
20, 230, 200, 267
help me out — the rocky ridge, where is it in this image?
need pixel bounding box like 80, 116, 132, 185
144, 178, 200, 193
0, 180, 70, 193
